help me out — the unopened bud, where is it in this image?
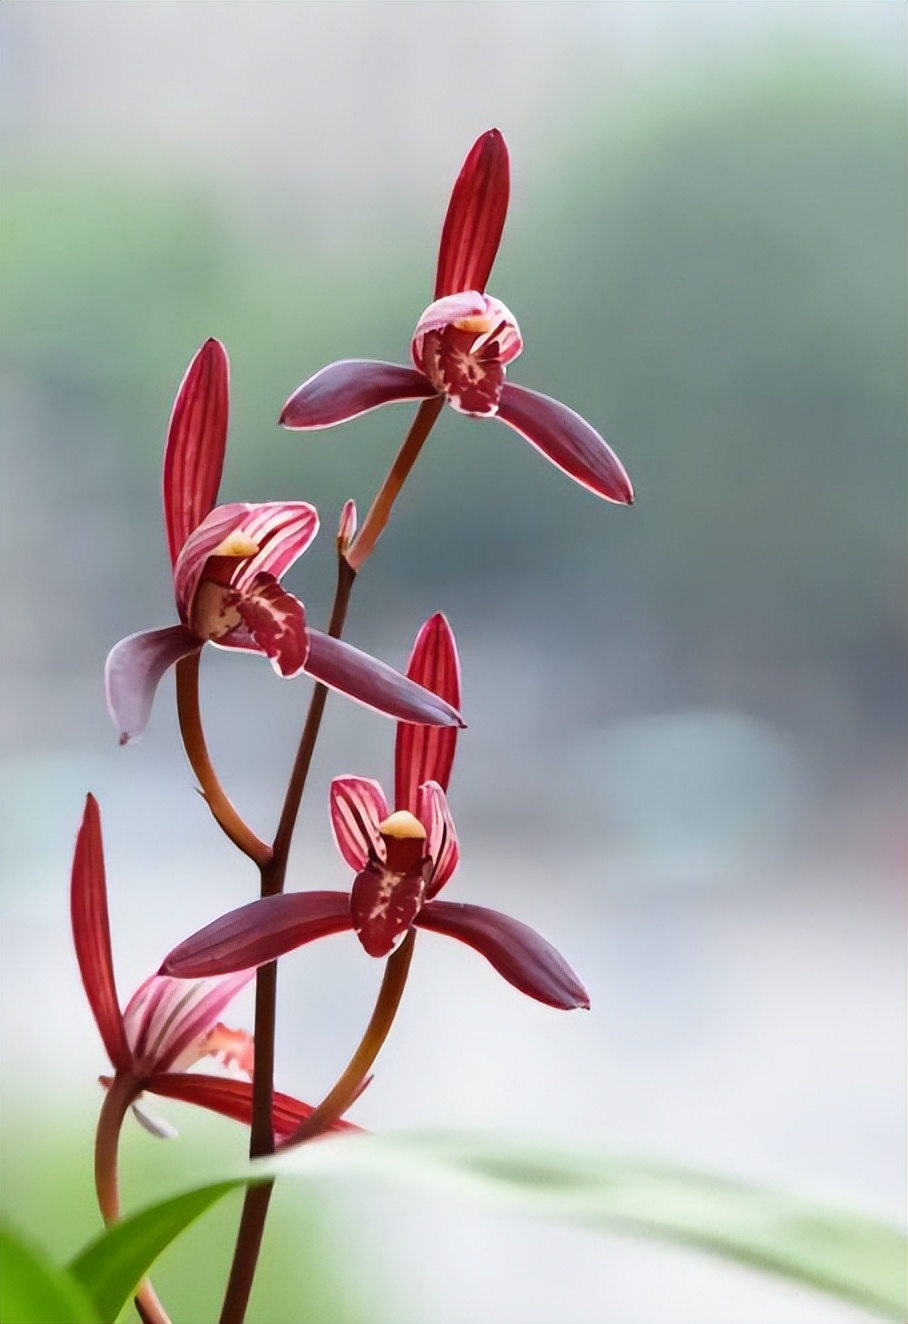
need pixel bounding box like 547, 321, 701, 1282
336, 499, 358, 554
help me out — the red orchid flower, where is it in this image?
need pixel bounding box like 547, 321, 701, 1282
72, 794, 352, 1142
104, 339, 465, 744
161, 617, 589, 1011
281, 129, 633, 506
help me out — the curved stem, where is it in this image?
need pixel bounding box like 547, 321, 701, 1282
282, 929, 416, 1147
347, 396, 444, 571
222, 400, 443, 1323
95, 1074, 172, 1324
175, 654, 272, 868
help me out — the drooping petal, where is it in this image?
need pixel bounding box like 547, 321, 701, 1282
414, 900, 590, 1010
330, 777, 390, 871
417, 781, 460, 897
161, 892, 355, 978
104, 625, 202, 746
280, 361, 436, 430
395, 613, 461, 811
174, 501, 318, 624
231, 574, 308, 677
147, 1074, 359, 1141
496, 383, 634, 505
162, 339, 230, 567
435, 128, 510, 299
304, 630, 466, 729
351, 859, 425, 958
122, 971, 253, 1075
70, 795, 131, 1071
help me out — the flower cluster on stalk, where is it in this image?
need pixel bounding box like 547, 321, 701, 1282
70, 125, 632, 1323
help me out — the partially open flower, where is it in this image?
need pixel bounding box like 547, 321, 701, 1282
281, 130, 633, 506
71, 794, 352, 1141
104, 340, 465, 744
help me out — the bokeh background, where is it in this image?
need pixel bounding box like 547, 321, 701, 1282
1, 3, 905, 1321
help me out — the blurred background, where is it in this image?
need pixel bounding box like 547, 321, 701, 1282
1, 3, 905, 1321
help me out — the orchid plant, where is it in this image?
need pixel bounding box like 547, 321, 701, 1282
33, 128, 900, 1324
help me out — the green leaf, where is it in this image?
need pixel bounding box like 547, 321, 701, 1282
67, 1180, 243, 1323
0, 1221, 100, 1324
263, 1131, 907, 1319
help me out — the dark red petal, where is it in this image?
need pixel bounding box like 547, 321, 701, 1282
435, 129, 510, 298
329, 777, 389, 872
147, 1074, 359, 1141
163, 339, 229, 567
70, 796, 132, 1070
496, 383, 634, 505
414, 900, 590, 1010
280, 361, 436, 430
105, 625, 202, 745
395, 613, 462, 812
351, 861, 425, 958
232, 574, 308, 677
161, 892, 354, 977
304, 630, 466, 729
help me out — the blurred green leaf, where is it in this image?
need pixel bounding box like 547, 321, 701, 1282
0, 1221, 100, 1324
67, 1180, 242, 1323
264, 1132, 907, 1319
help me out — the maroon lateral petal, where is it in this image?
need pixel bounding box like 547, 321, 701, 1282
395, 613, 462, 812
163, 339, 229, 567
435, 129, 510, 299
329, 777, 389, 872
280, 361, 436, 430
304, 630, 465, 729
232, 574, 308, 677
104, 624, 202, 745
414, 900, 590, 1010
70, 795, 132, 1071
161, 892, 354, 977
147, 1073, 359, 1141
350, 861, 425, 959
496, 383, 634, 506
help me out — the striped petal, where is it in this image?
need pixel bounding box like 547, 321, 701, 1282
174, 501, 319, 623
147, 1074, 359, 1141
414, 900, 590, 1010
162, 339, 229, 567
122, 971, 253, 1075
304, 630, 466, 729
395, 613, 461, 812
280, 360, 436, 430
70, 796, 131, 1072
496, 383, 634, 505
330, 777, 389, 871
417, 781, 460, 897
104, 625, 202, 746
435, 128, 510, 299
160, 892, 355, 978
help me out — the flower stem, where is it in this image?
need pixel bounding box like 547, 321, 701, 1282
175, 654, 272, 868
347, 396, 444, 571
221, 398, 443, 1324
220, 555, 356, 1324
282, 929, 416, 1147
95, 1074, 172, 1324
